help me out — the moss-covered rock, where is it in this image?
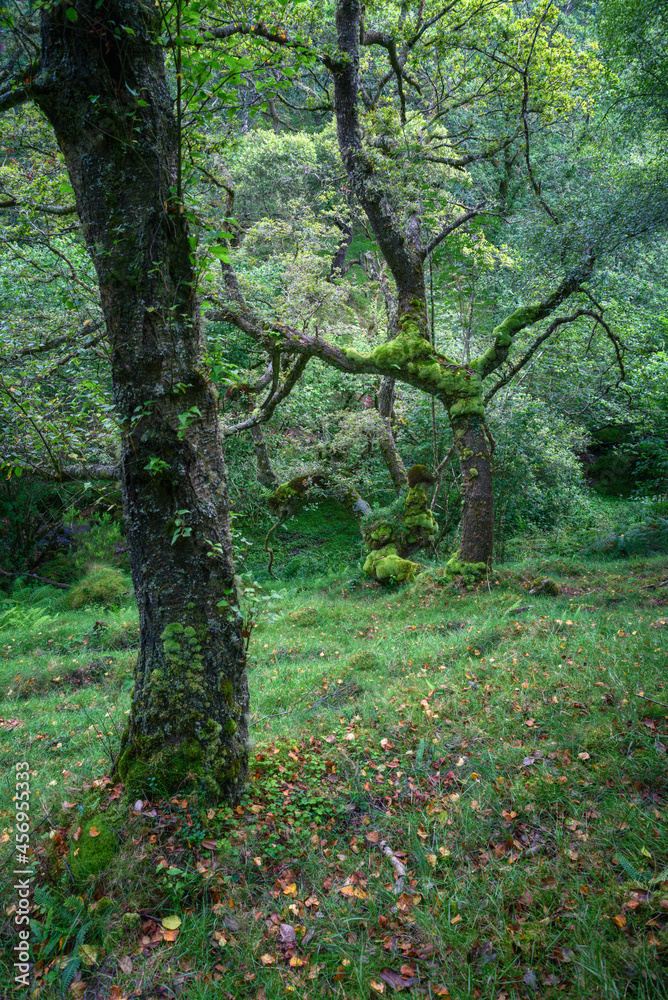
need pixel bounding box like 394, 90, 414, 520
444, 552, 487, 586
69, 815, 117, 883
65, 565, 131, 609
529, 578, 560, 596
363, 544, 419, 583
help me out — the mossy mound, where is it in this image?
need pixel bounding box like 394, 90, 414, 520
348, 650, 379, 671
444, 553, 487, 587
529, 578, 560, 596
65, 565, 131, 610
363, 544, 419, 583
69, 815, 117, 883
286, 606, 320, 626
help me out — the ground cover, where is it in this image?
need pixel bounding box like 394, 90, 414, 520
1, 553, 667, 999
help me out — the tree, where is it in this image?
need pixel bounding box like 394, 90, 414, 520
216, 0, 604, 571
0, 1, 249, 800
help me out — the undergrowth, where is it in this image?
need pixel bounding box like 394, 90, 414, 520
1, 540, 667, 999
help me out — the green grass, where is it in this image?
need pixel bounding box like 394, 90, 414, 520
1, 550, 668, 998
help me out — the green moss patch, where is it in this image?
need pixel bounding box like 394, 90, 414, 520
69, 815, 117, 883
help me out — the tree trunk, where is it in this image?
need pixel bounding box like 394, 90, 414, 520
377, 377, 408, 493
33, 1, 248, 800
450, 411, 494, 567
249, 424, 278, 490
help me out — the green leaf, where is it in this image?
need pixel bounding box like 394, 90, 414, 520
209, 245, 230, 262
65, 8, 78, 22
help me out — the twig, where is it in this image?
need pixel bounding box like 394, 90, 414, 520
505, 605, 533, 615
0, 566, 70, 589
641, 579, 668, 591
634, 693, 668, 710
377, 839, 407, 895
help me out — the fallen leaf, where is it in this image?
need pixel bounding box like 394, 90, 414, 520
366, 830, 380, 844
88, 826, 100, 838
161, 915, 182, 930
118, 955, 132, 974
260, 954, 275, 966
612, 914, 627, 929
340, 884, 368, 899
78, 944, 98, 967
578, 752, 590, 761
282, 883, 297, 896
370, 982, 386, 995
201, 839, 217, 850
379, 967, 419, 990
426, 854, 437, 868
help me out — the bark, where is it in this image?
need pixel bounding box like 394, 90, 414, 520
32, 1, 248, 801
450, 412, 494, 567
377, 376, 408, 493
333, 0, 427, 324
248, 424, 278, 490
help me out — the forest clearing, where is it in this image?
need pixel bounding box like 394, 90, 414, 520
1, 516, 667, 998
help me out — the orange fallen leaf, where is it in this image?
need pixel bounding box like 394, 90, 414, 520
612, 914, 627, 929
340, 885, 368, 899
88, 826, 100, 838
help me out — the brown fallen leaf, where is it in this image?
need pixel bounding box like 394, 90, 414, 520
88, 826, 100, 838
260, 954, 275, 966
379, 967, 419, 990
612, 914, 627, 929
118, 955, 132, 974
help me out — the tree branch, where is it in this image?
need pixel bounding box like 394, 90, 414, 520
423, 204, 486, 258
222, 355, 310, 436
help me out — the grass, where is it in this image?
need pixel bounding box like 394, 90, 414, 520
1, 548, 667, 999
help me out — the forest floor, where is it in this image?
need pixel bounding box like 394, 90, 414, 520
1, 551, 667, 999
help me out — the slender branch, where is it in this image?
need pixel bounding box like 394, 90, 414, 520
0, 320, 103, 364
422, 204, 486, 258
484, 309, 591, 403
0, 196, 77, 215
221, 356, 310, 437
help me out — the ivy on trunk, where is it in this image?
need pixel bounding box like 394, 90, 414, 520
28, 1, 248, 800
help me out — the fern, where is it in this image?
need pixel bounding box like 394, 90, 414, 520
616, 852, 648, 884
